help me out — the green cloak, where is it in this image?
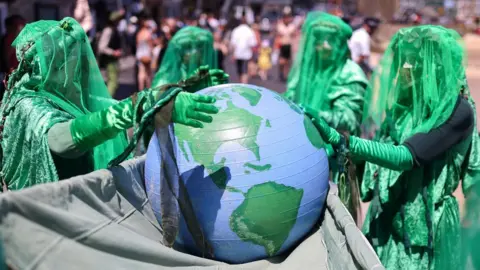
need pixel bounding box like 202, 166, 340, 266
361, 25, 480, 270
0, 18, 129, 191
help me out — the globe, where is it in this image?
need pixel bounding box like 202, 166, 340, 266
145, 84, 329, 263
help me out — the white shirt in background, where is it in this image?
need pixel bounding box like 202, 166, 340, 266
349, 27, 371, 63
230, 24, 257, 60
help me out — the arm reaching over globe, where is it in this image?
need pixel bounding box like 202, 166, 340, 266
304, 94, 475, 172
181, 65, 229, 93
50, 91, 218, 158
0, 17, 219, 191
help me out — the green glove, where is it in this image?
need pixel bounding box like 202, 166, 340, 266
303, 106, 341, 145
183, 65, 229, 93
173, 92, 219, 128
304, 106, 413, 171
71, 98, 134, 150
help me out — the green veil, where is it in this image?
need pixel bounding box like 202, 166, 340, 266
363, 25, 467, 143
151, 26, 217, 89
360, 25, 480, 269
285, 12, 367, 111
0, 18, 128, 189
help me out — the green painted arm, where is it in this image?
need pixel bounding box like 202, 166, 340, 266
70, 97, 135, 151
70, 90, 218, 151
182, 66, 229, 93
305, 108, 413, 171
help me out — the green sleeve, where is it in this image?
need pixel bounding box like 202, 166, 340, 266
309, 115, 413, 171
319, 83, 366, 136
349, 136, 414, 171
70, 90, 157, 151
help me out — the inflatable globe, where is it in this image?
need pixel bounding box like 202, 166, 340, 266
145, 84, 329, 263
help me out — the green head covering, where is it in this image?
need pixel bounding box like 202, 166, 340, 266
9, 17, 118, 114
285, 12, 366, 109
2, 17, 128, 182
151, 26, 217, 89
363, 25, 468, 142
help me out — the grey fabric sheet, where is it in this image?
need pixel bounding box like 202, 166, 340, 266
0, 156, 384, 270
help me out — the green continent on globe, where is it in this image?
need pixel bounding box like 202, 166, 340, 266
229, 182, 304, 256
244, 162, 272, 172
303, 116, 325, 149
175, 96, 263, 189
233, 86, 262, 106
266, 120, 271, 128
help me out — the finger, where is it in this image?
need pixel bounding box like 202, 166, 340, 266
185, 119, 204, 128
195, 103, 219, 114
302, 106, 317, 118
192, 94, 216, 103
210, 69, 223, 75
189, 110, 214, 123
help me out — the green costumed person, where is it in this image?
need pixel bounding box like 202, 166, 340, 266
151, 26, 227, 89
136, 26, 227, 154
305, 25, 480, 269
284, 11, 368, 221
0, 18, 223, 192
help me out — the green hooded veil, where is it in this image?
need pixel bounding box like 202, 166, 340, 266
360, 25, 480, 270
363, 25, 468, 143
151, 26, 217, 88
285, 12, 368, 136
0, 18, 128, 191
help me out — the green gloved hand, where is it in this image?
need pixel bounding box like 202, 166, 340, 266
183, 65, 229, 93
71, 98, 134, 150
283, 90, 295, 101
303, 106, 413, 171
173, 92, 219, 128
303, 106, 341, 146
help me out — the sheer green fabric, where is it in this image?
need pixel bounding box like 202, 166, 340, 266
363, 25, 464, 143
285, 11, 368, 137
0, 18, 129, 191
151, 26, 217, 89
359, 25, 480, 270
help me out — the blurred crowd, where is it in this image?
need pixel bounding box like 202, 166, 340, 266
85, 4, 382, 97
0, 1, 383, 100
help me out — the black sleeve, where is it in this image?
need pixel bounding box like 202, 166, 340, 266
403, 97, 474, 167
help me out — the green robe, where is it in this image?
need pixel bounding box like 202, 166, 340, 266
0, 91, 129, 191
0, 18, 132, 191
361, 109, 480, 270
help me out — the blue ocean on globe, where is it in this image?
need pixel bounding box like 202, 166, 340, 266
145, 84, 329, 263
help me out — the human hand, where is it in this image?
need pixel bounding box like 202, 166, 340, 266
209, 69, 229, 86
302, 106, 341, 145
172, 92, 219, 128
183, 66, 229, 93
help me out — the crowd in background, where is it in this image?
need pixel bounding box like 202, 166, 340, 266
0, 0, 381, 101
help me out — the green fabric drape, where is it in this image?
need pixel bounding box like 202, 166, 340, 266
360, 25, 480, 270
151, 26, 217, 89
0, 18, 130, 190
